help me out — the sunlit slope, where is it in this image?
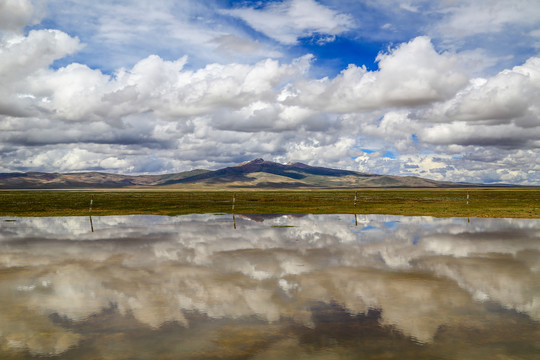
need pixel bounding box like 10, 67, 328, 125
0, 169, 210, 189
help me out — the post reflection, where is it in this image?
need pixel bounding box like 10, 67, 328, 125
232, 193, 236, 229
0, 214, 538, 359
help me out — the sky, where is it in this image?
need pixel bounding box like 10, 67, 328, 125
0, 0, 539, 184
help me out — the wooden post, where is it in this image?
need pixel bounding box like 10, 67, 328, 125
466, 192, 469, 205
354, 192, 357, 207
89, 195, 94, 232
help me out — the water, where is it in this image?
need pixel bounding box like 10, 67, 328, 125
0, 214, 539, 359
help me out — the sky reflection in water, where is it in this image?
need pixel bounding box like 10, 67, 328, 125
0, 214, 539, 359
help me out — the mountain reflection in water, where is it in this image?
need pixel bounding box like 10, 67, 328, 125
0, 214, 539, 359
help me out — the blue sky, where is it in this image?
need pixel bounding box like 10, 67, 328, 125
0, 0, 539, 184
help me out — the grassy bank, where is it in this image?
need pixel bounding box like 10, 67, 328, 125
0, 189, 538, 218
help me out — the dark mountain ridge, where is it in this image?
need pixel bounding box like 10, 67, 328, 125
164, 158, 370, 185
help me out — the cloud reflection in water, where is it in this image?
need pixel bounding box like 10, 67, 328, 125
0, 214, 539, 358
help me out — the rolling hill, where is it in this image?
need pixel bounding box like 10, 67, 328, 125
0, 158, 476, 189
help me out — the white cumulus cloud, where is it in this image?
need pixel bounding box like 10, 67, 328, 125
285, 36, 468, 112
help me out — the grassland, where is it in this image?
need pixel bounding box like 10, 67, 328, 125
0, 188, 538, 218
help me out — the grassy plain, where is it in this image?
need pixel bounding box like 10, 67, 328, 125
0, 188, 538, 218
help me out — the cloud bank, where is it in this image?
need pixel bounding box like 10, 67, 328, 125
0, 0, 538, 184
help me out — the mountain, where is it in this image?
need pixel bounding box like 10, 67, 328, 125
0, 169, 209, 189
0, 159, 476, 189
160, 158, 469, 188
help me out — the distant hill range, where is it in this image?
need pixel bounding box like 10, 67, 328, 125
0, 158, 488, 189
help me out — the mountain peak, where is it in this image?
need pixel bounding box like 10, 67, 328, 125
286, 161, 310, 168
236, 158, 266, 167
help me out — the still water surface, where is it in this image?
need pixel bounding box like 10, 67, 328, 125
0, 214, 539, 359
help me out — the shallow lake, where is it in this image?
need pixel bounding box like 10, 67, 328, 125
0, 214, 539, 359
